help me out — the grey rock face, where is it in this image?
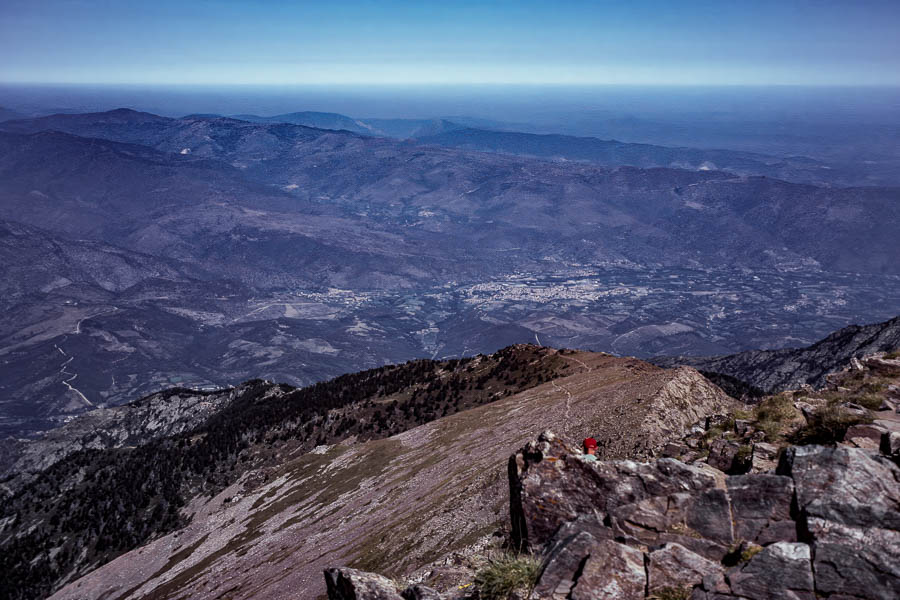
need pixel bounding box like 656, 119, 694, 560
694, 542, 815, 600
325, 568, 404, 600
653, 316, 900, 393
569, 539, 645, 600
749, 441, 780, 473
509, 431, 719, 552
727, 474, 796, 544
778, 446, 900, 531
532, 530, 600, 599
727, 542, 815, 600
401, 585, 445, 600
509, 435, 900, 600
611, 489, 734, 560
881, 430, 900, 462
647, 543, 723, 594
324, 434, 900, 600
533, 529, 646, 600
808, 519, 900, 600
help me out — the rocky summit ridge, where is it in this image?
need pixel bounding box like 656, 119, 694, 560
43, 351, 731, 600
324, 350, 900, 600
5, 323, 900, 600
329, 428, 899, 600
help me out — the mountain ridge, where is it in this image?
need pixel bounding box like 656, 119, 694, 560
653, 315, 900, 392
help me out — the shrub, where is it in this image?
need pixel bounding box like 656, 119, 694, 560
474, 553, 541, 600
754, 395, 798, 441
884, 349, 900, 360
649, 587, 692, 600
791, 402, 872, 445
740, 545, 763, 563
849, 393, 883, 411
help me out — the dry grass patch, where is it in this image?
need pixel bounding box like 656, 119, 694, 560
474, 552, 541, 600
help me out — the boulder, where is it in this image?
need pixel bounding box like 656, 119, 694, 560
509, 431, 717, 550
749, 442, 780, 473
611, 489, 733, 560
727, 473, 796, 544
777, 446, 900, 531
807, 518, 900, 600
532, 530, 600, 599
401, 585, 444, 600
726, 542, 815, 600
734, 419, 752, 436
647, 543, 723, 594
707, 438, 749, 474
881, 430, 900, 462
325, 567, 404, 600
568, 540, 645, 600
844, 423, 888, 450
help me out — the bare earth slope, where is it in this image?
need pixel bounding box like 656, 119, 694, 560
50, 352, 733, 600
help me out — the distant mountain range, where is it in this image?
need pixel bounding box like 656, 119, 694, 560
3, 107, 872, 186
1, 108, 899, 438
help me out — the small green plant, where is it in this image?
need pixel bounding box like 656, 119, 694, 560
733, 408, 754, 420
791, 402, 872, 445
753, 394, 799, 441
649, 586, 692, 600
740, 545, 763, 563
885, 349, 900, 360
849, 393, 884, 411
474, 552, 542, 600
703, 426, 724, 443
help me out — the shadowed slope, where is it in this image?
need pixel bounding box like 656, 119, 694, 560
49, 351, 732, 600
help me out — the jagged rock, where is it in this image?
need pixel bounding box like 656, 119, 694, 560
401, 585, 445, 600
840, 402, 870, 419
509, 431, 718, 550
778, 446, 900, 530
844, 423, 888, 450
611, 489, 734, 560
532, 530, 602, 599
324, 567, 404, 600
568, 539, 645, 600
727, 473, 796, 544
516, 437, 900, 600
716, 542, 815, 600
881, 430, 900, 461
647, 543, 723, 594
663, 442, 688, 457
776, 446, 900, 600
749, 441, 780, 473
807, 518, 900, 600
705, 414, 731, 430
707, 438, 747, 474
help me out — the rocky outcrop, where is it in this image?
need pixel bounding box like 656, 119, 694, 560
324, 568, 405, 600
653, 316, 900, 393
50, 352, 732, 600
502, 432, 900, 599
1, 385, 237, 493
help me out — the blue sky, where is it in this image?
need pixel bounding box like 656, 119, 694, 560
2, 0, 899, 86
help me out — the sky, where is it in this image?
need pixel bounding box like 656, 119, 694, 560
1, 0, 899, 86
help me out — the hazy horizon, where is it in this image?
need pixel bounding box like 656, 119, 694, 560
3, 1, 899, 86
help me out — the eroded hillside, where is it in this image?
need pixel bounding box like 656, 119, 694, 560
43, 351, 731, 600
